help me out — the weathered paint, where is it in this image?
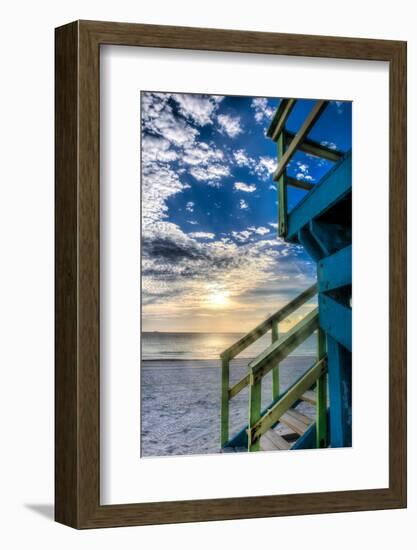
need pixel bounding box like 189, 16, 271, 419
292, 410, 331, 450
271, 319, 280, 400
250, 309, 319, 382
310, 220, 350, 257
220, 357, 230, 447
284, 130, 343, 162
319, 294, 352, 352
316, 328, 328, 448
248, 379, 262, 451
327, 336, 352, 448
318, 245, 352, 293
277, 133, 288, 237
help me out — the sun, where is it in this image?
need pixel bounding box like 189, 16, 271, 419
206, 290, 231, 309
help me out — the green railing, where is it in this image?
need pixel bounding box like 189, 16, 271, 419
220, 283, 328, 450
267, 98, 344, 237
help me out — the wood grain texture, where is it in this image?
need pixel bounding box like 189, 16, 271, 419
55, 20, 407, 529
55, 21, 79, 527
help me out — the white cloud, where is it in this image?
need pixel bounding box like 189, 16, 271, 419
296, 173, 314, 181
217, 114, 243, 138
142, 135, 178, 164
295, 160, 314, 181
142, 92, 198, 146
249, 226, 271, 235
172, 94, 223, 126
189, 232, 215, 240
182, 141, 224, 166
332, 100, 345, 114
251, 97, 275, 124
142, 219, 311, 327
234, 181, 256, 193
254, 156, 276, 181
232, 230, 252, 242
186, 201, 194, 212
239, 199, 249, 210
233, 148, 255, 168
320, 140, 337, 150
189, 164, 230, 184
268, 222, 278, 229
141, 163, 190, 228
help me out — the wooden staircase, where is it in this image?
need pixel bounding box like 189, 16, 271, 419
260, 406, 315, 451
220, 97, 352, 452
220, 286, 328, 452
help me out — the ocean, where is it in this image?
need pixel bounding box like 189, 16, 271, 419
141, 331, 317, 362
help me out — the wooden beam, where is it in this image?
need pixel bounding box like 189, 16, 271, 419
273, 100, 329, 182
309, 220, 351, 257
286, 152, 352, 242
316, 328, 328, 448
284, 130, 343, 162
319, 294, 352, 352
267, 98, 296, 141
220, 283, 317, 360
250, 308, 319, 383
286, 177, 314, 191
318, 245, 352, 293
271, 319, 280, 400
277, 132, 288, 237
220, 357, 230, 446
327, 336, 352, 448
228, 373, 250, 399
249, 357, 327, 443
248, 377, 262, 452
271, 99, 297, 141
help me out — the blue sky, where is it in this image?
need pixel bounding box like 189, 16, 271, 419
141, 92, 351, 332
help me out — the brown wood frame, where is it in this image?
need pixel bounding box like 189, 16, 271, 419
55, 20, 407, 529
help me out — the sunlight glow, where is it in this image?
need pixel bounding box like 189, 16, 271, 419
206, 290, 231, 309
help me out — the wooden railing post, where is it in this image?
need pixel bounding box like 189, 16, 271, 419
277, 132, 288, 237
248, 373, 262, 452
220, 356, 230, 447
272, 319, 280, 400
316, 328, 328, 448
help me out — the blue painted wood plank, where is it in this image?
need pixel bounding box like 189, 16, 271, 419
327, 336, 352, 448
297, 226, 324, 261
310, 220, 351, 256
319, 294, 352, 351
291, 410, 331, 450
286, 151, 352, 241
318, 245, 352, 293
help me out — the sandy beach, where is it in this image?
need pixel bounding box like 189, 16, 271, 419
141, 355, 316, 457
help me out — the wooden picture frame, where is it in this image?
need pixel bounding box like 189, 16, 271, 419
55, 20, 407, 528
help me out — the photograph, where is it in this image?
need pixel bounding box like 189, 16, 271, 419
140, 91, 352, 456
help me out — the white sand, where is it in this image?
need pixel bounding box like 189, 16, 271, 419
141, 355, 315, 457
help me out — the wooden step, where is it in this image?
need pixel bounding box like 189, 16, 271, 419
260, 429, 291, 451
275, 424, 299, 441
300, 390, 316, 405
280, 409, 312, 435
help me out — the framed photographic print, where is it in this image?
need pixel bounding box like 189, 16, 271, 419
55, 20, 407, 528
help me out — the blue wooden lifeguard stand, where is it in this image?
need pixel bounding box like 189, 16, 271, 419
220, 99, 352, 452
